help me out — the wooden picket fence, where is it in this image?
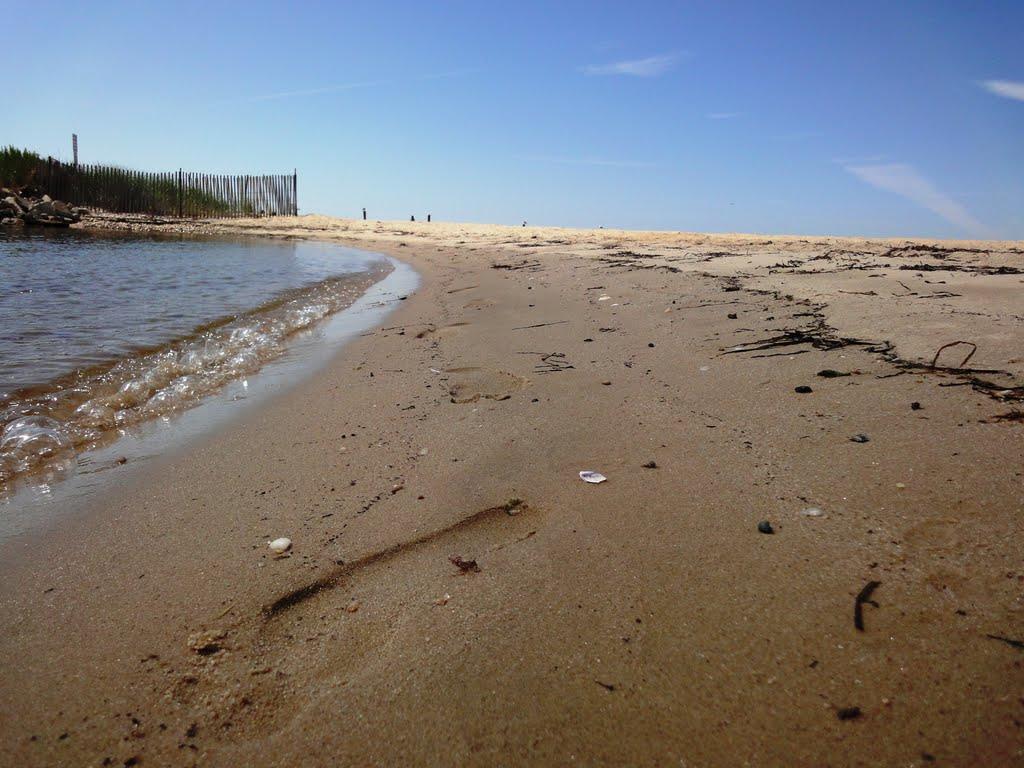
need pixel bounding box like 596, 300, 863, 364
33, 158, 297, 218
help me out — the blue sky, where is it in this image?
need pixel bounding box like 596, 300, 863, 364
7, 1, 1024, 238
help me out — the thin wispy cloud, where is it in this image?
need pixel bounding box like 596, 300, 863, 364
707, 112, 741, 120
979, 79, 1024, 102
527, 154, 656, 169
845, 162, 988, 235
241, 69, 476, 103
581, 53, 679, 77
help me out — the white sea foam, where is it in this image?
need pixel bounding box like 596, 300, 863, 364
0, 265, 389, 485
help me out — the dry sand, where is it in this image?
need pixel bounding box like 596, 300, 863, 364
1, 216, 1022, 766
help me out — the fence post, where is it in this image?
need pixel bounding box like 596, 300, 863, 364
292, 169, 298, 215
177, 168, 183, 218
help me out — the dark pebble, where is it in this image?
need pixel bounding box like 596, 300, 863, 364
642, 461, 658, 469
911, 401, 922, 410
836, 706, 862, 721
584, 338, 593, 342
757, 520, 774, 534
850, 433, 870, 443
794, 385, 813, 394
817, 369, 849, 378
727, 313, 738, 319
648, 342, 655, 348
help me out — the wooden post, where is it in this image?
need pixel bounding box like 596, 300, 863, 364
292, 169, 298, 215
177, 169, 183, 218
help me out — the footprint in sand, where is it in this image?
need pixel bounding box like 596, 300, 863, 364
446, 367, 527, 403
463, 298, 494, 310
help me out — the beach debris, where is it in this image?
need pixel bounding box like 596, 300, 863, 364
986, 634, 1024, 650
642, 461, 658, 469
895, 482, 906, 489
817, 369, 850, 378
518, 351, 575, 374
268, 537, 292, 554
345, 600, 360, 613
794, 385, 813, 394
800, 507, 825, 517
854, 580, 881, 631
579, 470, 607, 484
911, 401, 923, 410
648, 342, 655, 348
434, 593, 451, 606
930, 340, 977, 369
727, 313, 738, 319
512, 320, 569, 331
503, 498, 525, 515
850, 433, 870, 443
187, 629, 226, 656
757, 520, 774, 534
449, 555, 480, 573
598, 295, 611, 301
595, 680, 616, 692
836, 706, 862, 721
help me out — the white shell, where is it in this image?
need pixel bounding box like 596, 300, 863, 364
268, 537, 292, 553
579, 470, 607, 484
800, 507, 824, 517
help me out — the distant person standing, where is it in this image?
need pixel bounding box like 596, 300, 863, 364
427, 214, 431, 222
362, 207, 366, 220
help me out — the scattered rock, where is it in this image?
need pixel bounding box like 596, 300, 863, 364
345, 600, 360, 613
850, 433, 870, 443
836, 706, 862, 721
449, 555, 480, 573
911, 401, 922, 410
642, 461, 658, 469
187, 629, 226, 656
727, 313, 738, 319
647, 342, 655, 348
817, 369, 850, 378
794, 385, 813, 394
757, 520, 775, 534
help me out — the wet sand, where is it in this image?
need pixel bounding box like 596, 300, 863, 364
1, 216, 1022, 766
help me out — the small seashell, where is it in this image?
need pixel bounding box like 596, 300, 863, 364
434, 593, 451, 606
345, 600, 360, 613
579, 470, 607, 484
268, 537, 292, 554
800, 507, 825, 517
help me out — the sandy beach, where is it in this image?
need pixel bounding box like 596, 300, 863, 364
2, 216, 1022, 766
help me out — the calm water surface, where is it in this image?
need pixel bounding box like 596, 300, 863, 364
0, 228, 391, 487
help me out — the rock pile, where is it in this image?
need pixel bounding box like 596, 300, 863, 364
1, 188, 82, 227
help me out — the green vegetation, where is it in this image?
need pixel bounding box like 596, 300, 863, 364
0, 146, 234, 216
0, 146, 44, 188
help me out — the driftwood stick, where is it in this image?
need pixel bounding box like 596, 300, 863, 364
930, 340, 977, 369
